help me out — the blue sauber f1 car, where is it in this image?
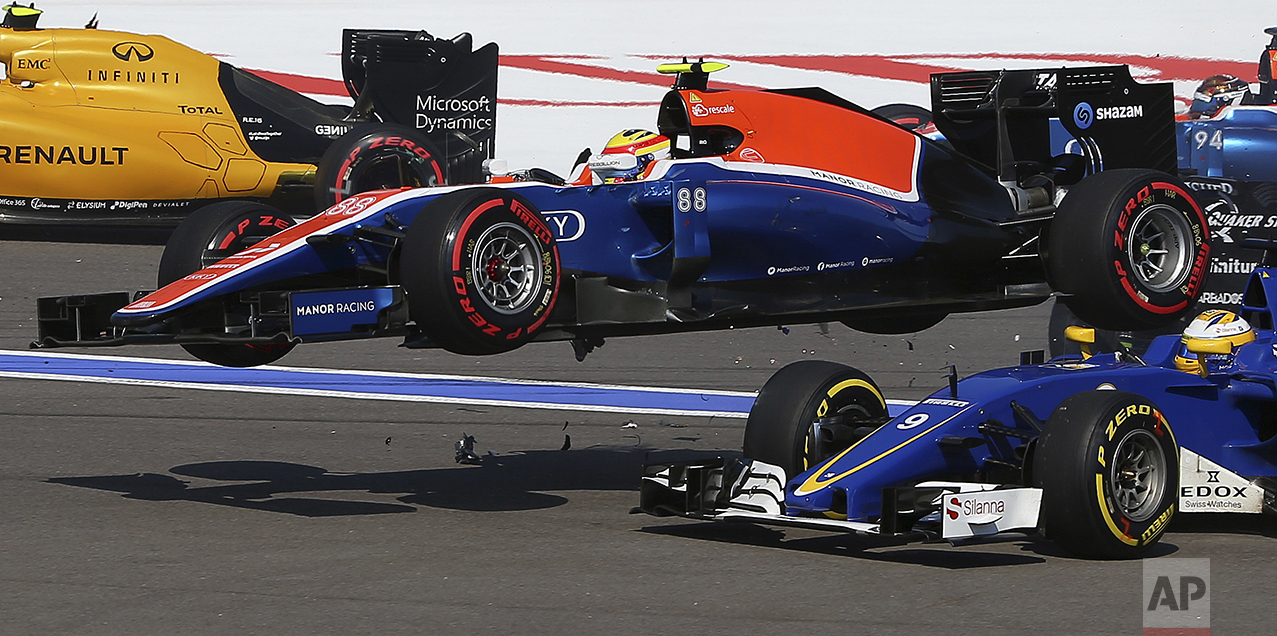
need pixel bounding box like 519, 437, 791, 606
637, 238, 1277, 559
34, 62, 1206, 366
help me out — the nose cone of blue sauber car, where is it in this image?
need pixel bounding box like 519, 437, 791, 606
786, 394, 986, 520
783, 345, 1200, 522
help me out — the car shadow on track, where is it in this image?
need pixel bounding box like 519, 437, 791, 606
638, 522, 1047, 568
46, 446, 711, 517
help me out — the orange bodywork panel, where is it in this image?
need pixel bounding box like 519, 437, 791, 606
681, 89, 920, 195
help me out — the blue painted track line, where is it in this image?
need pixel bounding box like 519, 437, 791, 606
0, 350, 915, 418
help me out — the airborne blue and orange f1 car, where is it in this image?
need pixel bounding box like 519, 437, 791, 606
637, 242, 1277, 559
34, 62, 1207, 366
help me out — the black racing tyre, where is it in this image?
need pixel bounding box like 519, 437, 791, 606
743, 361, 888, 478
872, 103, 934, 131
159, 201, 298, 367
1034, 390, 1178, 559
399, 188, 560, 355
314, 123, 445, 211
842, 312, 947, 335
1048, 169, 1210, 332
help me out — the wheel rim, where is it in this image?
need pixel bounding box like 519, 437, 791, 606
1109, 428, 1167, 522
351, 154, 437, 194
470, 221, 542, 314
1126, 204, 1194, 293
803, 402, 872, 471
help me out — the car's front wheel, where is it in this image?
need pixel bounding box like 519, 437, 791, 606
159, 201, 297, 367
1034, 390, 1178, 559
743, 360, 888, 478
399, 189, 560, 355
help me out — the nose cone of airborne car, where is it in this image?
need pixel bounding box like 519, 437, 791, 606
111, 188, 430, 326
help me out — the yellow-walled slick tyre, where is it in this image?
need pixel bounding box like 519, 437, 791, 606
1035, 390, 1178, 559
158, 201, 297, 367
743, 361, 888, 478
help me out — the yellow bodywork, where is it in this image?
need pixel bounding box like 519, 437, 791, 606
0, 27, 313, 201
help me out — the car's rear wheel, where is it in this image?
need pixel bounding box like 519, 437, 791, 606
872, 103, 934, 132
314, 123, 445, 211
1048, 169, 1209, 331
399, 188, 560, 355
743, 361, 888, 479
159, 201, 297, 367
1034, 390, 1178, 559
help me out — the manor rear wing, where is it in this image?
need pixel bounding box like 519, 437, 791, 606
930, 65, 1176, 181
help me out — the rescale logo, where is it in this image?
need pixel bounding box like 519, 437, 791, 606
690, 103, 736, 117
112, 42, 154, 62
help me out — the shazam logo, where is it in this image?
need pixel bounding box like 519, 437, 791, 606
1074, 102, 1094, 129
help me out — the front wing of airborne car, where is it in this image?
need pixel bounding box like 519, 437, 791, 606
31, 187, 443, 350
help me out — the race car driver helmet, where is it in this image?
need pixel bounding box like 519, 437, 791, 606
1174, 309, 1255, 374
588, 129, 671, 182
1188, 75, 1252, 119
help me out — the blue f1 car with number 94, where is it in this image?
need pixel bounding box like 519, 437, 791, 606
638, 239, 1277, 559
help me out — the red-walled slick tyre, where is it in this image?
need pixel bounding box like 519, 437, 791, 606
1048, 169, 1210, 331
314, 124, 445, 211
158, 201, 297, 367
400, 188, 560, 355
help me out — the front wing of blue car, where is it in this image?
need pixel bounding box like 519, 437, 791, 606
635, 458, 1043, 542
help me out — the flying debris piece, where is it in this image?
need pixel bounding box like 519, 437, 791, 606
622, 420, 638, 429
454, 433, 483, 465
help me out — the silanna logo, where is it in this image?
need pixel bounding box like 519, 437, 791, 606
112, 42, 154, 62
945, 495, 1006, 524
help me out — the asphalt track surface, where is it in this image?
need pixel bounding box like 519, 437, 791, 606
2, 237, 1275, 635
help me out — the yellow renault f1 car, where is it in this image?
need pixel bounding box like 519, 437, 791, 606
0, 5, 497, 227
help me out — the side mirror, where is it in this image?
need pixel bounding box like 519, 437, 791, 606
1065, 326, 1096, 359
1185, 338, 1232, 355
1064, 326, 1095, 344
